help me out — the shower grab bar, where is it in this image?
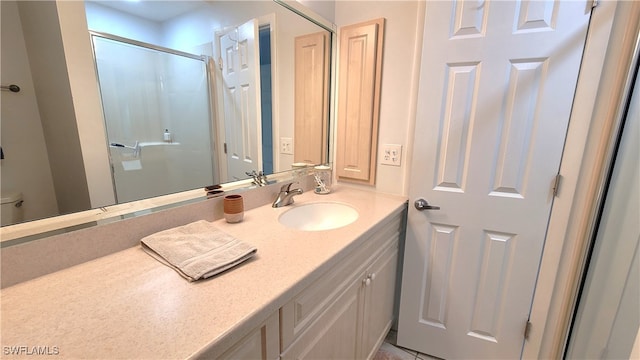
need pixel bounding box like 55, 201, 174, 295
110, 141, 141, 157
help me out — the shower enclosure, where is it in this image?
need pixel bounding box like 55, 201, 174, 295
90, 33, 217, 203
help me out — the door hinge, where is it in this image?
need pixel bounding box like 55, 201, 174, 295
223, 142, 228, 154
524, 321, 532, 340
218, 57, 223, 71
553, 174, 562, 197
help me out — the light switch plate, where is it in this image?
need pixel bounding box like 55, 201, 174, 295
380, 144, 402, 166
280, 137, 293, 155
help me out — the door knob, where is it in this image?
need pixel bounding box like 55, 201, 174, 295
414, 199, 440, 211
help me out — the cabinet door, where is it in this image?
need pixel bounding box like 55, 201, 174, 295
281, 213, 402, 349
280, 208, 405, 360
335, 18, 385, 184
281, 273, 365, 360
215, 312, 279, 360
361, 235, 399, 358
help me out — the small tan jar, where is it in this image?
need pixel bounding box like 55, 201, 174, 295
223, 195, 244, 223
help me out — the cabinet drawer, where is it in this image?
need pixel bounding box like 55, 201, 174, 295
280, 213, 402, 350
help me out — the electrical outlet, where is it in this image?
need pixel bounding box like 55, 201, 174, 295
280, 137, 293, 155
380, 144, 402, 166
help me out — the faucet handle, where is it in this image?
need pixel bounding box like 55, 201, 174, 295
281, 181, 303, 192
280, 182, 293, 192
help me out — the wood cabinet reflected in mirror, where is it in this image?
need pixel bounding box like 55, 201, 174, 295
0, 0, 335, 230
294, 31, 330, 166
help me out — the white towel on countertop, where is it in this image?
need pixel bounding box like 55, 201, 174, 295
140, 220, 257, 281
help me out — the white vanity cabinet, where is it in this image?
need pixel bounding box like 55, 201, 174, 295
280, 212, 403, 359
211, 210, 403, 360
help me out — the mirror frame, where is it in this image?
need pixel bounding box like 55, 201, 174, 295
0, 0, 337, 246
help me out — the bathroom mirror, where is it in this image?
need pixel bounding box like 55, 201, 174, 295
0, 0, 335, 241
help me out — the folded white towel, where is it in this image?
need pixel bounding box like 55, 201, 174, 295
140, 220, 257, 281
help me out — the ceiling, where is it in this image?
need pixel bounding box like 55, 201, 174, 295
87, 0, 208, 22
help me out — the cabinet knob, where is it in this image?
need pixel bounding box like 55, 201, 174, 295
363, 273, 376, 287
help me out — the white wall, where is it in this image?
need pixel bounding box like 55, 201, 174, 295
335, 1, 422, 196
57, 1, 115, 208
298, 0, 335, 24
14, 1, 95, 215
0, 1, 59, 223
84, 2, 162, 45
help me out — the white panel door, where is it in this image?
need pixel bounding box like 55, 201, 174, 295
220, 19, 262, 181
397, 1, 592, 358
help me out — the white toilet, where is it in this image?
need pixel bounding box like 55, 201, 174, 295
1, 192, 24, 226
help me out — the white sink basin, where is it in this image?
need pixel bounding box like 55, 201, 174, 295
278, 202, 359, 231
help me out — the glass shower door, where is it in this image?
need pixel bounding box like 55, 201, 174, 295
92, 35, 216, 203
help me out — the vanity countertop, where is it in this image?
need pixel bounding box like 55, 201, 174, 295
0, 186, 407, 359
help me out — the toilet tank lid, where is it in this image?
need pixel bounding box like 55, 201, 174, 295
1, 192, 23, 204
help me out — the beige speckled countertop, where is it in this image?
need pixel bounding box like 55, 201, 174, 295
1, 186, 407, 359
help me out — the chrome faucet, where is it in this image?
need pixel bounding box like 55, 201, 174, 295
246, 170, 269, 187
272, 182, 303, 208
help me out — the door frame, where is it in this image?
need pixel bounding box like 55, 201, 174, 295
256, 13, 278, 173
523, 1, 640, 358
